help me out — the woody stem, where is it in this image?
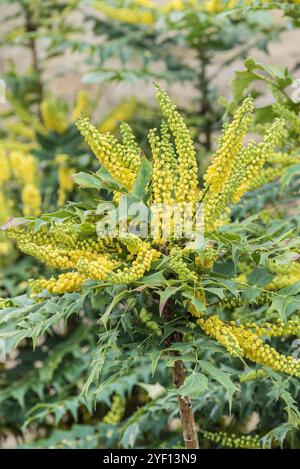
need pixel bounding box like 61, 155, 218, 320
163, 301, 199, 449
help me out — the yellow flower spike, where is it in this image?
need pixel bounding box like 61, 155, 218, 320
204, 0, 225, 13
0, 139, 35, 153
149, 123, 178, 243
155, 85, 198, 204
0, 150, 11, 185
268, 260, 300, 275
232, 118, 285, 202
119, 122, 141, 173
187, 290, 207, 319
30, 272, 86, 295
274, 102, 300, 136
71, 91, 90, 121
191, 312, 300, 377
103, 395, 126, 425
149, 125, 175, 206
133, 0, 155, 7
268, 152, 300, 166
139, 307, 162, 337
57, 166, 75, 207
202, 430, 262, 449
198, 315, 243, 357
267, 273, 300, 290
161, 0, 197, 13
8, 226, 116, 255
244, 318, 300, 338
232, 325, 300, 377
0, 190, 12, 226
21, 155, 39, 186
248, 167, 284, 192
4, 121, 35, 141
203, 114, 285, 231
267, 260, 300, 290
195, 245, 218, 270
105, 239, 159, 284
77, 256, 119, 281
21, 184, 41, 217
8, 151, 26, 182
0, 149, 41, 218
98, 98, 138, 134
169, 246, 198, 283
76, 115, 135, 189
41, 98, 69, 135
161, 0, 185, 12
93, 1, 155, 25
204, 96, 254, 194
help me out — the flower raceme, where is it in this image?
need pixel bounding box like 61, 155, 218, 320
201, 430, 262, 449
4, 85, 292, 288
4, 85, 299, 379
267, 260, 300, 290
92, 1, 156, 25
189, 308, 300, 378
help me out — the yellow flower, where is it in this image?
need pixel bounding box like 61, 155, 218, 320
155, 85, 198, 204
169, 246, 198, 282
161, 0, 197, 13
103, 395, 126, 424
267, 260, 300, 290
202, 430, 261, 449
98, 98, 137, 134
149, 124, 175, 206
204, 0, 238, 13
30, 272, 85, 294
41, 98, 68, 134
71, 91, 90, 121
92, 1, 155, 25
76, 115, 136, 189
202, 105, 285, 231
139, 307, 162, 336
0, 149, 11, 184
22, 184, 41, 217
57, 166, 75, 207
204, 96, 254, 194
106, 240, 159, 284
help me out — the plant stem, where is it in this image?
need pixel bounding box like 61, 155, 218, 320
163, 301, 199, 449
172, 358, 200, 449
23, 6, 43, 118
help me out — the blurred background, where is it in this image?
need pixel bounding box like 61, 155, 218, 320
1, 2, 299, 116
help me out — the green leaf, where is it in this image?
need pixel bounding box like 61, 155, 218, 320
121, 423, 140, 448
137, 382, 166, 400
262, 423, 295, 449
177, 372, 208, 398
199, 361, 238, 413
247, 266, 274, 287
232, 69, 255, 103
130, 156, 152, 201
159, 285, 184, 315
138, 271, 167, 287
74, 169, 126, 193
100, 289, 130, 328
280, 164, 300, 192
73, 172, 104, 190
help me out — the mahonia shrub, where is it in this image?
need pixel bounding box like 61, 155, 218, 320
1, 85, 300, 449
